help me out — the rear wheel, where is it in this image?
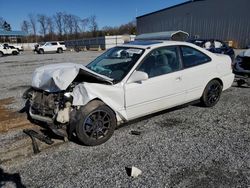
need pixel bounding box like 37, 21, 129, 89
57, 48, 63, 53
0, 51, 3, 57
201, 80, 222, 107
76, 101, 116, 146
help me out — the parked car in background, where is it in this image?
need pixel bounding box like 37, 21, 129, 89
34, 41, 66, 54
24, 39, 234, 146
0, 44, 19, 57
233, 49, 250, 86
3, 43, 24, 51
188, 39, 235, 61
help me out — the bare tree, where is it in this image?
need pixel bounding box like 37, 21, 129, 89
102, 26, 119, 36
37, 14, 48, 37
21, 20, 30, 33
61, 13, 81, 39
46, 16, 54, 40
62, 13, 69, 35
89, 15, 98, 37
119, 20, 136, 35
66, 14, 74, 35
54, 12, 63, 37
46, 17, 54, 34
80, 18, 89, 32
72, 15, 80, 36
28, 14, 37, 41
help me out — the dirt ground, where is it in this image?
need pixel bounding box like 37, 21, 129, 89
0, 50, 250, 187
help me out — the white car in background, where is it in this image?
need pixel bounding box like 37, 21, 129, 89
24, 40, 234, 145
0, 44, 19, 57
34, 41, 66, 54
3, 43, 24, 51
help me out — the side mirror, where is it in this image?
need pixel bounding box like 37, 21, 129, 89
127, 71, 148, 84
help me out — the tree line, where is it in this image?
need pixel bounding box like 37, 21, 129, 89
0, 13, 136, 43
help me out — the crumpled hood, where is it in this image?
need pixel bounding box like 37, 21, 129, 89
31, 63, 112, 92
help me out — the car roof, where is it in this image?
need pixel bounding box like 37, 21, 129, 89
120, 40, 195, 49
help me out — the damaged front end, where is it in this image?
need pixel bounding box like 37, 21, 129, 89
23, 63, 115, 139
24, 88, 73, 125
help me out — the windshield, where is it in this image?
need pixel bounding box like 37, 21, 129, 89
86, 47, 144, 82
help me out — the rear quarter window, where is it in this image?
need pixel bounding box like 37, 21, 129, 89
181, 46, 211, 68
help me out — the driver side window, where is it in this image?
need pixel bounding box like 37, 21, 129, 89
138, 46, 181, 78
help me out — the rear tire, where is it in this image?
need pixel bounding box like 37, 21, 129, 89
76, 100, 116, 146
201, 80, 222, 107
0, 51, 3, 57
57, 48, 63, 53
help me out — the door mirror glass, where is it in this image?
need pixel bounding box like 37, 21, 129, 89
127, 71, 148, 83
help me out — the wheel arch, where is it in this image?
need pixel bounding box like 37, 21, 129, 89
209, 78, 223, 89
86, 98, 120, 124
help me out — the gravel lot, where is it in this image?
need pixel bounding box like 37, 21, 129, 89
0, 50, 250, 187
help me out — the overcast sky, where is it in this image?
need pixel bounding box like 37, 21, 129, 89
0, 0, 187, 30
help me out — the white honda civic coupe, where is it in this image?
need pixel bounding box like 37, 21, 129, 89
24, 40, 234, 145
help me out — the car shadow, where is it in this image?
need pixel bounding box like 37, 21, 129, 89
118, 100, 200, 129
19, 99, 201, 146
0, 168, 26, 188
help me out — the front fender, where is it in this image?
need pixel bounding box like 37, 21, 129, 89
71, 83, 126, 122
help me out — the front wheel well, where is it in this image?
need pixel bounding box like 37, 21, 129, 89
70, 98, 118, 129
87, 98, 117, 121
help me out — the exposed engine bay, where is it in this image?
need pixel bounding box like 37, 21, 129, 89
25, 88, 73, 125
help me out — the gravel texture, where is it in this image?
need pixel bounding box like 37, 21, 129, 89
0, 50, 250, 188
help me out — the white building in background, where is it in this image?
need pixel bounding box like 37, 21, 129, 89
65, 35, 136, 50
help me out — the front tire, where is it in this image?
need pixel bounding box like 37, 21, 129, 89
12, 51, 18, 55
39, 49, 44, 54
76, 100, 116, 146
201, 80, 222, 107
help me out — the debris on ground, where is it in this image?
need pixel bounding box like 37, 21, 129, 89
130, 130, 142, 135
125, 166, 142, 178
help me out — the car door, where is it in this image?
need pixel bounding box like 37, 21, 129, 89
5, 46, 12, 54
43, 42, 51, 52
124, 46, 186, 120
179, 46, 215, 102
51, 42, 58, 52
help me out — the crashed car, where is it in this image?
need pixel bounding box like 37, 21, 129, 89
233, 49, 250, 86
24, 40, 234, 145
188, 39, 235, 61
